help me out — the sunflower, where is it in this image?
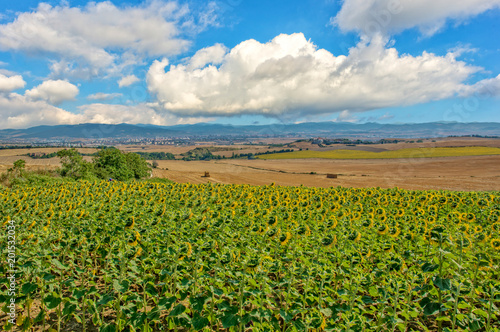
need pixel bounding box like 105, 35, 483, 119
474, 232, 488, 243
383, 243, 393, 252
437, 196, 447, 205
321, 234, 336, 247
489, 214, 499, 223
268, 216, 278, 227
463, 212, 476, 223
404, 232, 414, 241
490, 238, 500, 250
362, 219, 374, 228
377, 223, 388, 235
246, 257, 260, 273
388, 227, 401, 238
375, 207, 386, 216
179, 242, 192, 260
132, 247, 142, 259
262, 255, 273, 263
280, 232, 292, 246
351, 211, 362, 220
267, 228, 281, 240
297, 225, 311, 237
427, 215, 437, 224
447, 212, 461, 224
360, 248, 371, 259
348, 230, 361, 242
457, 224, 469, 234
455, 235, 472, 250
427, 205, 438, 215
326, 218, 338, 229
477, 198, 489, 208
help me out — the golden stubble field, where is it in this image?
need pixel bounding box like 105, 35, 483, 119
150, 155, 500, 191
1, 138, 499, 191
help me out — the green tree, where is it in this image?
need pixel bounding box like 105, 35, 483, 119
9, 159, 26, 176
57, 149, 94, 179
125, 151, 151, 179
93, 148, 150, 181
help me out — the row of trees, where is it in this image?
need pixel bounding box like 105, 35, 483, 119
58, 148, 150, 181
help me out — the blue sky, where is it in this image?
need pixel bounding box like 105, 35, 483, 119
0, 0, 499, 129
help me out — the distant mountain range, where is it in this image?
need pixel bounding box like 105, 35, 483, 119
0, 122, 499, 141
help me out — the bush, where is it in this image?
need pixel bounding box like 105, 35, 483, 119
1, 165, 63, 188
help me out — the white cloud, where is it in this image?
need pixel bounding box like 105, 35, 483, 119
0, 1, 215, 79
25, 80, 79, 104
335, 110, 359, 123
0, 92, 211, 129
187, 43, 227, 69
333, 0, 500, 37
118, 75, 140, 87
87, 92, 123, 101
460, 74, 500, 97
147, 33, 479, 119
0, 73, 26, 92
0, 93, 83, 129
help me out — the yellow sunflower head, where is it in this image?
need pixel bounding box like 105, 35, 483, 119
490, 238, 500, 250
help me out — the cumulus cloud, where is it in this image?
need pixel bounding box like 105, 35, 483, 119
118, 75, 140, 87
0, 93, 83, 129
187, 44, 227, 70
87, 92, 123, 101
0, 1, 216, 79
0, 92, 211, 129
333, 0, 500, 37
74, 103, 209, 126
147, 33, 479, 119
25, 80, 79, 104
0, 74, 26, 92
460, 74, 500, 97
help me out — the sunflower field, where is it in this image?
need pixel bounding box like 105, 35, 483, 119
1, 180, 499, 331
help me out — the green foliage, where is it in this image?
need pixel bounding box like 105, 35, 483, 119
93, 148, 151, 180
13, 159, 26, 171
0, 167, 63, 188
181, 148, 222, 161
57, 148, 95, 179
55, 147, 151, 181
2, 181, 499, 331
134, 152, 175, 160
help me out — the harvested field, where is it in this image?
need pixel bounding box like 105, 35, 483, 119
259, 146, 500, 160
1, 139, 499, 191
0, 147, 97, 157
151, 155, 500, 191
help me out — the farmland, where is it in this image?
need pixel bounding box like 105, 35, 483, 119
258, 147, 500, 160
1, 137, 500, 191
1, 180, 499, 331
